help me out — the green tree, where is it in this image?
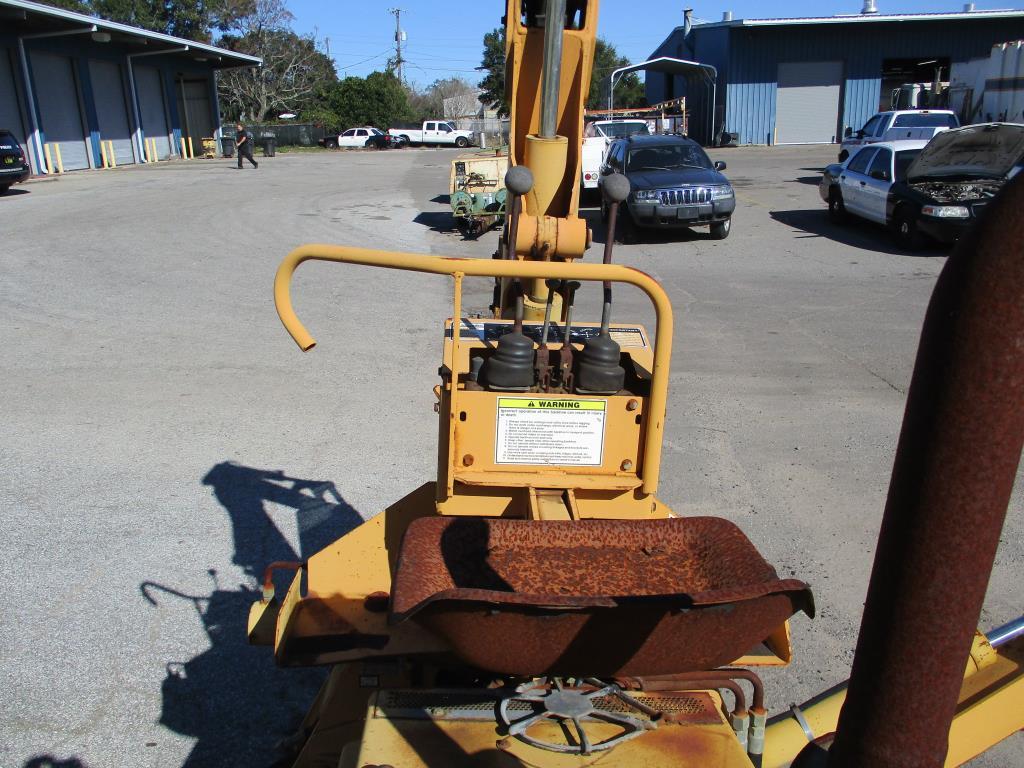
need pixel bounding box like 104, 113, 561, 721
38, 0, 215, 41
477, 27, 508, 117
216, 0, 335, 121
313, 71, 411, 130
477, 29, 645, 115
590, 39, 645, 111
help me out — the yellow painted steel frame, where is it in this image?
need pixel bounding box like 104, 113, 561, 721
274, 244, 673, 497
762, 633, 1024, 767
264, 243, 796, 671
504, 0, 597, 220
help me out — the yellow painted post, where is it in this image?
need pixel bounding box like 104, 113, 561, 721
187, 136, 194, 159
143, 138, 151, 162
180, 137, 187, 159
106, 141, 117, 168
53, 143, 64, 174
148, 138, 157, 162
99, 140, 109, 168
43, 143, 53, 174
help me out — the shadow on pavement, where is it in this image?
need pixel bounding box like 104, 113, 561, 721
22, 757, 87, 768
413, 210, 456, 234
2, 187, 31, 196
143, 462, 365, 767
770, 208, 945, 256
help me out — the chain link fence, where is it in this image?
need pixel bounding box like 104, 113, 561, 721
222, 123, 330, 147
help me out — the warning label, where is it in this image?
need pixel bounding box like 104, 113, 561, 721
495, 398, 607, 466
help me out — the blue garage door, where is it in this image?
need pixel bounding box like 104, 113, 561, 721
136, 65, 171, 159
89, 59, 135, 165
31, 51, 91, 170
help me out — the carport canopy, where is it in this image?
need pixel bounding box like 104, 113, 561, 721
608, 57, 718, 140
608, 56, 717, 110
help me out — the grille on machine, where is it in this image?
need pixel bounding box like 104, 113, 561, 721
659, 188, 709, 205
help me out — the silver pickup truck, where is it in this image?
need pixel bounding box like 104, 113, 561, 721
388, 120, 475, 148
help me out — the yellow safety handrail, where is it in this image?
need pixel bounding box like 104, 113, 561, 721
274, 244, 675, 495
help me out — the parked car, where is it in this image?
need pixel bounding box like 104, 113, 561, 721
388, 120, 474, 148
581, 119, 649, 190
820, 123, 1024, 249
0, 129, 31, 194
820, 139, 929, 229
319, 127, 393, 149
599, 134, 735, 241
839, 110, 959, 162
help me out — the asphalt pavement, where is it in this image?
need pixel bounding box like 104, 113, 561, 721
0, 144, 1020, 767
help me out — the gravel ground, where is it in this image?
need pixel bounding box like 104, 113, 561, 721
0, 145, 1020, 767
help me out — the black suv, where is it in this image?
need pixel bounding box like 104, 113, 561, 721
0, 130, 31, 194
599, 134, 735, 240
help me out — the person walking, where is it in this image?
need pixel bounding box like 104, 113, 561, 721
235, 123, 258, 169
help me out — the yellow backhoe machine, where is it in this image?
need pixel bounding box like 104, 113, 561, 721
249, 1, 1024, 766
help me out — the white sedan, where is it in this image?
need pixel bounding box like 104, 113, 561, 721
320, 127, 391, 149
819, 140, 928, 226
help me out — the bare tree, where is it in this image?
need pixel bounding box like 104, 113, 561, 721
216, 0, 335, 121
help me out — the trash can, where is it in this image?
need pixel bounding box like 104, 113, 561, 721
261, 133, 276, 157
221, 136, 236, 158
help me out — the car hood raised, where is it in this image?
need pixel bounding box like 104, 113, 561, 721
907, 123, 1024, 181
628, 167, 727, 189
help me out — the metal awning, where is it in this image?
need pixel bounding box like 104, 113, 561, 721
0, 0, 262, 68
608, 57, 718, 141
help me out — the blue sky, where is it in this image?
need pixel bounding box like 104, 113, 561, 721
288, 0, 1018, 87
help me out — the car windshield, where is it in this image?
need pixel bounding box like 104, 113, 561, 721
894, 149, 923, 181
597, 122, 650, 139
892, 113, 958, 129
626, 144, 711, 171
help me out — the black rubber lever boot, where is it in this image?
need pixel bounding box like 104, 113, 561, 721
481, 283, 535, 390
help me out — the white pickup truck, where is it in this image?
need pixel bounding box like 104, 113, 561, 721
388, 120, 475, 148
580, 119, 650, 189
839, 110, 958, 162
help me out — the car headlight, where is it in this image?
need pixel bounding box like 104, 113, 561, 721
633, 189, 658, 201
709, 184, 734, 199
921, 205, 969, 219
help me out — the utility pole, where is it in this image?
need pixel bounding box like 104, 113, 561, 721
388, 8, 405, 85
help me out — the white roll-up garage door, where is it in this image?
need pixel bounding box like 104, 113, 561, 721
89, 59, 135, 165
1, 48, 27, 147
136, 65, 171, 159
775, 61, 843, 145
31, 51, 91, 170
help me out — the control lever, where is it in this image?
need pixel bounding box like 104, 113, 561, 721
535, 279, 560, 392
480, 282, 534, 390
557, 281, 581, 392
493, 166, 535, 316
578, 173, 631, 394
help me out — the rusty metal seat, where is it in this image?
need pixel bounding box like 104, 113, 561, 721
389, 516, 813, 677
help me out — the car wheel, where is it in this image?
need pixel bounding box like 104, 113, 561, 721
617, 209, 639, 245
828, 188, 848, 224
838, 150, 849, 163
455, 136, 469, 148
710, 218, 731, 240
325, 138, 338, 149
398, 135, 410, 147
894, 208, 924, 251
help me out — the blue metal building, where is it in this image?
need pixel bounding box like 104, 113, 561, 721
645, 7, 1024, 146
0, 0, 259, 175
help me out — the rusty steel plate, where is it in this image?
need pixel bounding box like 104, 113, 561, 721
390, 517, 813, 677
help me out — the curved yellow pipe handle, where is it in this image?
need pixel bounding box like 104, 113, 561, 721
274, 243, 675, 495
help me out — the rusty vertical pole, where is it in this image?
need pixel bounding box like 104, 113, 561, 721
828, 177, 1024, 768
